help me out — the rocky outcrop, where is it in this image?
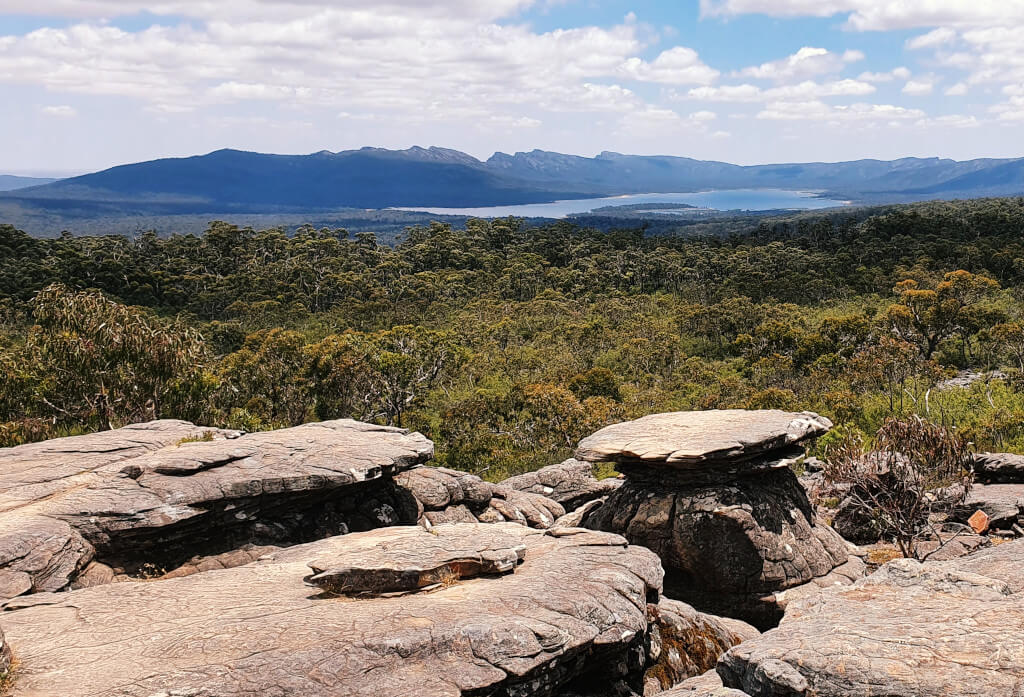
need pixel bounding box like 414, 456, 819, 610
501, 459, 622, 511
395, 466, 565, 528
952, 483, 1024, 530
973, 452, 1024, 483
578, 410, 851, 628
643, 599, 758, 696
718, 539, 1024, 697
0, 419, 432, 597
2, 523, 666, 697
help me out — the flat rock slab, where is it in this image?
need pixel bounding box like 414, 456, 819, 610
575, 410, 831, 468
2, 524, 664, 697
718, 540, 1024, 697
953, 483, 1024, 529
0, 419, 433, 596
307, 524, 528, 594
973, 452, 1024, 483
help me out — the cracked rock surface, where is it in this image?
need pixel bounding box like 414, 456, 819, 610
501, 459, 623, 511
1, 523, 664, 697
718, 539, 1024, 697
0, 419, 432, 596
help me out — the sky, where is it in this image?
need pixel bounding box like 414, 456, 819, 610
2, 0, 1024, 175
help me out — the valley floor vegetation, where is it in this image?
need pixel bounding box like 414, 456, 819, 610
3, 197, 1024, 481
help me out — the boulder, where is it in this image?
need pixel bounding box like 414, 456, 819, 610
395, 466, 565, 529
830, 495, 882, 543
577, 411, 846, 629
501, 459, 622, 511
973, 452, 1024, 483
951, 483, 1024, 530
718, 539, 1024, 697
1, 523, 665, 697
0, 419, 432, 596
643, 598, 758, 695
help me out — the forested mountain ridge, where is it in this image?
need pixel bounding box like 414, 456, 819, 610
5, 147, 1024, 215
4, 197, 1024, 479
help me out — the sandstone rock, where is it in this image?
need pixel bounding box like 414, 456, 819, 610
583, 467, 849, 629
643, 598, 758, 695
554, 496, 608, 528
968, 509, 990, 533
306, 524, 528, 594
395, 466, 565, 529
770, 555, 867, 611
501, 459, 622, 511
575, 410, 831, 469
2, 523, 664, 697
0, 419, 432, 596
973, 452, 1024, 483
662, 670, 751, 697
913, 532, 990, 561
951, 483, 1024, 530
718, 539, 1024, 697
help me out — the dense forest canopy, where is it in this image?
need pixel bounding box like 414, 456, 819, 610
3, 196, 1024, 479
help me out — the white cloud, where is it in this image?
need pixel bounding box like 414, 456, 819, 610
907, 28, 957, 50
945, 82, 968, 96
689, 110, 717, 122
685, 79, 874, 102
902, 80, 935, 96
757, 100, 925, 122
857, 67, 911, 83
736, 46, 863, 82
619, 46, 719, 85
40, 104, 77, 117
699, 1, 1024, 31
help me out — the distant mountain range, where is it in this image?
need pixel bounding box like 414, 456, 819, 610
4, 146, 1024, 216
0, 175, 58, 192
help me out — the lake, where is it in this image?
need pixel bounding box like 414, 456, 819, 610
394, 189, 849, 218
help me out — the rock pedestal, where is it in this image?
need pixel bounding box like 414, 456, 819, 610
577, 410, 854, 628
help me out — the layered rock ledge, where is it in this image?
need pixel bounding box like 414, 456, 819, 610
0, 419, 433, 597
718, 539, 1024, 697
1, 523, 666, 697
578, 410, 854, 628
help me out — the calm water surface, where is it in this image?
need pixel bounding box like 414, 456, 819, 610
395, 189, 849, 218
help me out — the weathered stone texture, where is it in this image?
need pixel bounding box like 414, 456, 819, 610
501, 459, 622, 511
718, 540, 1024, 697
2, 524, 664, 697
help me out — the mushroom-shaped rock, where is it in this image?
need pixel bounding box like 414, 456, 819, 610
0, 419, 432, 596
577, 410, 846, 629
717, 540, 1024, 697
575, 410, 831, 470
1, 524, 664, 697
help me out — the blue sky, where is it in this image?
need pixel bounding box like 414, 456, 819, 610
1, 0, 1022, 175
